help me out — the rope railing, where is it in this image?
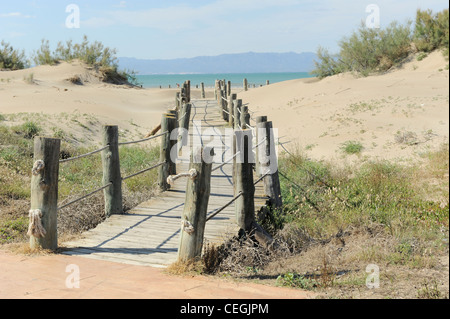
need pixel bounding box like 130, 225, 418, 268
57, 182, 113, 211
59, 145, 109, 164
205, 170, 270, 222
122, 161, 166, 182
118, 131, 168, 146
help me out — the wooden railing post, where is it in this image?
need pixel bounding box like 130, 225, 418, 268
178, 147, 213, 262
234, 99, 242, 129
159, 114, 177, 191
102, 125, 123, 217
255, 116, 268, 177
178, 103, 192, 155
234, 130, 255, 232
257, 121, 282, 209
30, 137, 61, 251
228, 93, 237, 127
227, 81, 231, 96
201, 82, 206, 99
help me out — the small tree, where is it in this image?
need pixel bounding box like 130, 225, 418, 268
33, 39, 59, 66
414, 9, 449, 53
0, 41, 27, 70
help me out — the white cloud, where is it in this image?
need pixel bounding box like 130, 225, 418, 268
0, 12, 33, 19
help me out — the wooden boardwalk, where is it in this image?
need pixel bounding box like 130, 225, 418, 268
63, 100, 266, 267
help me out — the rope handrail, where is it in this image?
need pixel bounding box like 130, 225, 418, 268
206, 191, 243, 222
59, 145, 109, 164
122, 161, 166, 181
57, 182, 112, 211
206, 170, 270, 222
118, 131, 168, 146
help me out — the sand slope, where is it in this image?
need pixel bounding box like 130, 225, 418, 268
240, 51, 449, 164
1, 60, 179, 145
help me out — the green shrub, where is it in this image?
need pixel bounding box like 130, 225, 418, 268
313, 21, 412, 78
14, 121, 41, 139
414, 9, 449, 52
33, 39, 59, 66
339, 21, 412, 75
341, 141, 364, 155
311, 47, 345, 79
0, 41, 27, 70
276, 272, 317, 290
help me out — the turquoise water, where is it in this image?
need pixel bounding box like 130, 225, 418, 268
136, 72, 314, 88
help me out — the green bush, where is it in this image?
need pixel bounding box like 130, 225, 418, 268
311, 47, 345, 79
414, 9, 449, 52
312, 21, 412, 77
0, 41, 27, 70
339, 21, 412, 75
33, 39, 59, 66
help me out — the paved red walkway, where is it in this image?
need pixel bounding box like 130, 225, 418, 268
0, 250, 316, 299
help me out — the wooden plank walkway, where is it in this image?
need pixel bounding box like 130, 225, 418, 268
62, 99, 267, 268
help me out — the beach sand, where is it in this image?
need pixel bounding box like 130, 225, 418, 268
1, 52, 448, 165
240, 51, 449, 165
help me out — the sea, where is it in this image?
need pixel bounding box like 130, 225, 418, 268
135, 72, 314, 88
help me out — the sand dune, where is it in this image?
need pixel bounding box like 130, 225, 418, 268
240, 51, 449, 164
1, 53, 448, 164
0, 60, 183, 146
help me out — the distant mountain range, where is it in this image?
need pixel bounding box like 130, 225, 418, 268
118, 52, 317, 75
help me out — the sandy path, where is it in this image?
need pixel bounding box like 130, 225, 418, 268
0, 250, 315, 299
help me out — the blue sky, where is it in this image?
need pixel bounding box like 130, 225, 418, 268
1, 0, 448, 60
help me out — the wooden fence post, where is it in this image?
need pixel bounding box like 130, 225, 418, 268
201, 82, 206, 99
102, 125, 123, 217
234, 131, 255, 232
227, 81, 231, 96
175, 92, 181, 112
255, 116, 268, 177
159, 114, 177, 191
257, 121, 282, 209
228, 93, 237, 127
220, 89, 227, 121
178, 103, 192, 155
234, 99, 242, 129
178, 147, 213, 262
30, 137, 61, 251
244, 78, 248, 91
185, 80, 191, 103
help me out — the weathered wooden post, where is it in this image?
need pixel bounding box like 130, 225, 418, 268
214, 80, 219, 100
178, 103, 192, 155
227, 81, 231, 96
257, 121, 282, 209
244, 78, 248, 91
159, 114, 177, 191
234, 130, 255, 232
30, 137, 61, 251
185, 80, 191, 103
102, 125, 123, 217
255, 116, 268, 177
234, 99, 242, 129
178, 147, 213, 262
228, 93, 237, 127
175, 92, 181, 113
201, 82, 206, 99
220, 89, 227, 121
240, 105, 250, 130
